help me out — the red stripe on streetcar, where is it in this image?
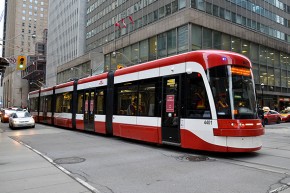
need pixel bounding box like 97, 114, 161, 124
214, 119, 264, 137
180, 129, 261, 152
112, 123, 161, 144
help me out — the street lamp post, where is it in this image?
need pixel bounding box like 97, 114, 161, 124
261, 83, 264, 107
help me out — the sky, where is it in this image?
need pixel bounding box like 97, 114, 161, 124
0, 0, 4, 57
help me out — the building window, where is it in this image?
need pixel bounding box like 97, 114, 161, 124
177, 25, 188, 53
274, 68, 281, 87
149, 36, 157, 61
205, 2, 212, 14
250, 43, 259, 62
268, 67, 275, 86
252, 63, 259, 84
192, 25, 202, 50
131, 43, 139, 64
213, 31, 221, 49
221, 33, 230, 50
172, 0, 178, 13
260, 65, 267, 85
157, 33, 167, 58
260, 46, 268, 64
179, 0, 186, 9
167, 29, 177, 55
140, 39, 149, 62
281, 70, 287, 87
231, 37, 241, 53
159, 6, 165, 18
202, 28, 212, 49
104, 54, 110, 71
213, 5, 219, 16
242, 40, 250, 57
165, 3, 171, 16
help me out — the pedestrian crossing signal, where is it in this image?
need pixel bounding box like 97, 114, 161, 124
17, 55, 27, 70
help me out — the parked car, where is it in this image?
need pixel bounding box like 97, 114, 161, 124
263, 110, 282, 125
280, 110, 290, 122
8, 111, 35, 129
1, 108, 17, 123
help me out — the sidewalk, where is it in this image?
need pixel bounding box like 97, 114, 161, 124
281, 189, 290, 193
0, 129, 92, 193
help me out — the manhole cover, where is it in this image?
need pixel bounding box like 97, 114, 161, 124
54, 157, 85, 164
177, 155, 209, 162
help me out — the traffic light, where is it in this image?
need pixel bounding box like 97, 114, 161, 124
16, 55, 27, 70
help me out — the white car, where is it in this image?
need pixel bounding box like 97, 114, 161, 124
9, 111, 35, 129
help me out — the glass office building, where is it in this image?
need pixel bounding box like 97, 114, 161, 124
85, 0, 290, 110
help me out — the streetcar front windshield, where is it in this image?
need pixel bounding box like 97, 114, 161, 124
209, 66, 257, 119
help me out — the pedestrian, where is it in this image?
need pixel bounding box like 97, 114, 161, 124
258, 107, 265, 127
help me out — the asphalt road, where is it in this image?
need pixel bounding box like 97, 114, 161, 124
1, 122, 290, 193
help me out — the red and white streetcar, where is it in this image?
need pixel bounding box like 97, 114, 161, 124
28, 50, 264, 152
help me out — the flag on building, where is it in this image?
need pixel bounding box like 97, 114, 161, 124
121, 19, 126, 28
128, 16, 134, 24
115, 21, 121, 28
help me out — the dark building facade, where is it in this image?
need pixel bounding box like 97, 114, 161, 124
85, 0, 290, 110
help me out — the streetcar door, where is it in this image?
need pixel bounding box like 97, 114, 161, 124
161, 76, 181, 144
84, 90, 95, 131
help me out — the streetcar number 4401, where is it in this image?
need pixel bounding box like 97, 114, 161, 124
204, 120, 212, 125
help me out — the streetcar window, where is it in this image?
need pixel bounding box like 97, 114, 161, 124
116, 79, 158, 117
39, 96, 44, 112
95, 89, 105, 115
47, 96, 52, 112
138, 83, 156, 116
40, 96, 51, 113
77, 91, 84, 114
116, 84, 138, 116
29, 98, 38, 112
185, 72, 211, 119
209, 66, 231, 119
209, 65, 257, 119
231, 67, 256, 119
55, 92, 72, 113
